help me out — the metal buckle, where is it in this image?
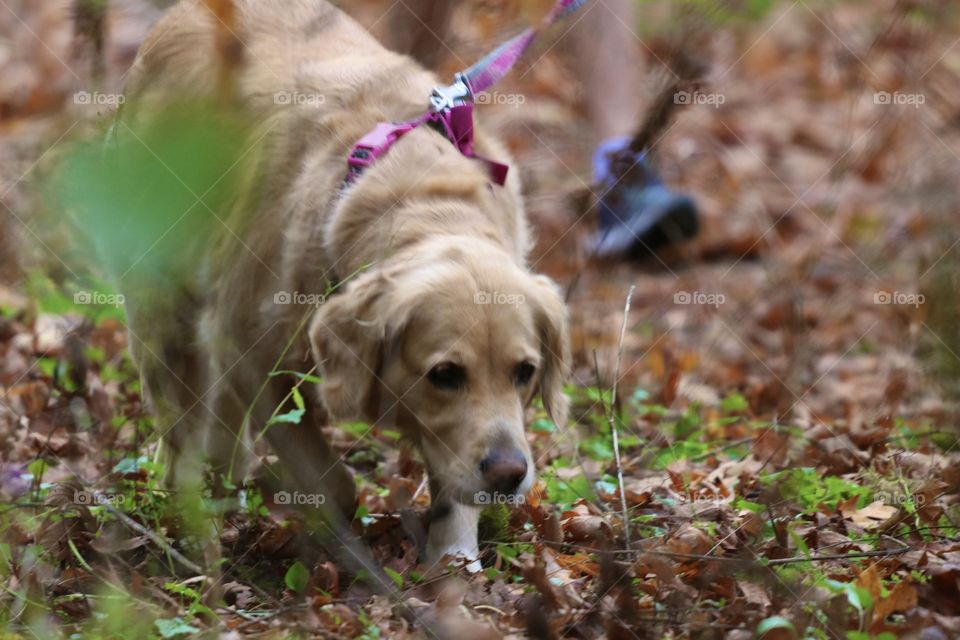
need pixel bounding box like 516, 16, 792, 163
429, 72, 472, 113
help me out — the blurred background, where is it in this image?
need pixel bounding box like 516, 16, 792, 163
2, 0, 960, 638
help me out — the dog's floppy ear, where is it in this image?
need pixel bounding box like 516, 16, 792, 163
309, 271, 391, 422
530, 275, 570, 429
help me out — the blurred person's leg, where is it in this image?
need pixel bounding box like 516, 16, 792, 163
575, 0, 698, 257
575, 0, 643, 142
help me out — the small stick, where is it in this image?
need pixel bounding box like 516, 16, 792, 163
494, 539, 917, 565
765, 545, 912, 566
99, 499, 204, 575
411, 476, 428, 502
610, 286, 635, 547
687, 437, 752, 462
633, 546, 913, 566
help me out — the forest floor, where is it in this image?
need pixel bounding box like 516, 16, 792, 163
1, 0, 960, 638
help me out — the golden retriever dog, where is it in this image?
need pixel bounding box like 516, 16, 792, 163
118, 0, 570, 570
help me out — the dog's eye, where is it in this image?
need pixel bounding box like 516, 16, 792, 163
427, 362, 466, 390
514, 361, 536, 386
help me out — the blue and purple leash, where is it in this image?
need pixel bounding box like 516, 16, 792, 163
456, 0, 588, 100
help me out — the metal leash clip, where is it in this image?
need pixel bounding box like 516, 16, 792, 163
429, 72, 473, 113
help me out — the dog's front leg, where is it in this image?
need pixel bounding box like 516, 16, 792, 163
425, 501, 482, 572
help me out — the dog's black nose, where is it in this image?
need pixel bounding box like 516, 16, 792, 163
479, 449, 528, 495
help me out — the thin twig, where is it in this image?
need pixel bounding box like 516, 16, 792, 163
765, 545, 912, 566
610, 286, 635, 548
631, 545, 913, 566
99, 499, 204, 575
687, 436, 753, 462
490, 539, 914, 566
411, 475, 428, 502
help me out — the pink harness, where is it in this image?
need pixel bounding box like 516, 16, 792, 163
342, 0, 588, 190
344, 102, 509, 188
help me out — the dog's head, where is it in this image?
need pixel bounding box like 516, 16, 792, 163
309, 239, 569, 507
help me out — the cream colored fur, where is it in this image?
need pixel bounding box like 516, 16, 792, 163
120, 0, 570, 570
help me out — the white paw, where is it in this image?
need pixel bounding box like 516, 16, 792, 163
427, 544, 481, 573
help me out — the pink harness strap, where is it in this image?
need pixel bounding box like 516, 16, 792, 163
344, 119, 425, 185
344, 104, 508, 188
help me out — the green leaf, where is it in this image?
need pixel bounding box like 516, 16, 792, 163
845, 584, 872, 616
269, 370, 323, 384
721, 392, 749, 413
26, 458, 49, 483
285, 561, 310, 593
292, 386, 306, 411
654, 439, 709, 468
384, 567, 404, 589
269, 408, 305, 425
340, 422, 374, 440
580, 434, 614, 460
380, 429, 402, 442
154, 617, 201, 639
543, 461, 595, 507
767, 467, 871, 512
111, 456, 148, 475
733, 497, 765, 513
52, 102, 255, 283
532, 418, 556, 433
825, 580, 873, 618
756, 615, 796, 637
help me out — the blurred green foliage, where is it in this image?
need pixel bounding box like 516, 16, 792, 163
51, 101, 256, 284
